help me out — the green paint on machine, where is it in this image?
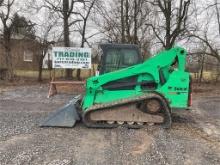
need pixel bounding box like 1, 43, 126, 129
82, 47, 190, 111
41, 45, 191, 129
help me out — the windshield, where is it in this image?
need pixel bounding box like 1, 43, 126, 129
104, 48, 140, 73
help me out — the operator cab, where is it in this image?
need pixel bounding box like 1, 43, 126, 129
97, 44, 143, 75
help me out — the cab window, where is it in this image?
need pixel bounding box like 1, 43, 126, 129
104, 49, 139, 73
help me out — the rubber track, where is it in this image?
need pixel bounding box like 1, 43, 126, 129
82, 92, 172, 129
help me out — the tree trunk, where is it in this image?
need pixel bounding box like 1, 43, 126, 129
81, 18, 87, 48
199, 55, 205, 83
5, 49, 14, 81
165, 1, 172, 50
4, 37, 14, 81
125, 0, 130, 43
215, 0, 220, 35
76, 69, 81, 80
38, 54, 44, 82
76, 22, 87, 81
133, 0, 138, 44
214, 62, 220, 83
63, 0, 73, 79
121, 0, 125, 43
38, 64, 43, 82
76, 19, 88, 81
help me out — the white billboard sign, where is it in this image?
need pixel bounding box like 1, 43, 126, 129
52, 47, 91, 69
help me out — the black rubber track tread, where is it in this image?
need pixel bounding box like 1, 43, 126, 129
82, 92, 172, 129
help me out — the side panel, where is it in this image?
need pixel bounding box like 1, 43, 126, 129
159, 71, 190, 108
94, 90, 140, 104
82, 47, 189, 111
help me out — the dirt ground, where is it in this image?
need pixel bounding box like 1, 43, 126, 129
0, 83, 220, 165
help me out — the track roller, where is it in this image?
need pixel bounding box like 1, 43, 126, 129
107, 121, 115, 124
117, 121, 125, 125
127, 121, 135, 125
147, 123, 154, 126
137, 122, 144, 125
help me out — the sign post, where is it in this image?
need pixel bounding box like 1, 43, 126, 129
48, 47, 91, 98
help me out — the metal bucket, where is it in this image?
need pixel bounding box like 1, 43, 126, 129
40, 95, 81, 127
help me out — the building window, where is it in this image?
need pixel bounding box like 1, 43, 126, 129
24, 50, 33, 62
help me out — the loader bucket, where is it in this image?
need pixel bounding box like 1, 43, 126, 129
41, 95, 81, 127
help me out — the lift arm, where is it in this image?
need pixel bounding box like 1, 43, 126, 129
82, 47, 188, 110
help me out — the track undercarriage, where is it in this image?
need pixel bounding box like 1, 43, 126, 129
82, 93, 172, 129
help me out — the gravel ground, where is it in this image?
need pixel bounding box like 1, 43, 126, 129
0, 84, 220, 165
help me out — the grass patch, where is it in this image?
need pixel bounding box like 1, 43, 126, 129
191, 71, 219, 82
14, 67, 97, 80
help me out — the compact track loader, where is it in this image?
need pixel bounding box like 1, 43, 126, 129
41, 44, 191, 129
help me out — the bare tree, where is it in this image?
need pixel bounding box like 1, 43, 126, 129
74, 0, 98, 80
0, 0, 16, 80
189, 33, 220, 63
120, 0, 125, 42
188, 0, 220, 63
215, 2, 220, 34
215, 0, 220, 81
78, 0, 97, 48
25, 0, 60, 81
147, 0, 191, 50
36, 19, 58, 82
186, 0, 220, 83
44, 0, 83, 79
94, 0, 151, 46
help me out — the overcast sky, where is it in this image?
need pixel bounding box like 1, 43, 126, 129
1, 0, 220, 55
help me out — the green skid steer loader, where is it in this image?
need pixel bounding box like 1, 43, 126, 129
41, 44, 192, 129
